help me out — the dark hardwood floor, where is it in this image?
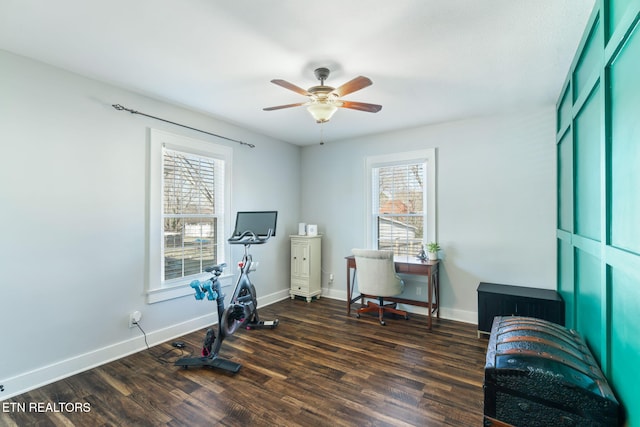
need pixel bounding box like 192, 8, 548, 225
0, 298, 488, 427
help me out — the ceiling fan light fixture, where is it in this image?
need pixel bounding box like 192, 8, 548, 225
264, 67, 381, 124
306, 102, 338, 123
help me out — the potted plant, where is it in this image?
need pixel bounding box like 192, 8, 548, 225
426, 242, 440, 260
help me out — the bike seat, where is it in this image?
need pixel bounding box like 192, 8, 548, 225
205, 263, 227, 274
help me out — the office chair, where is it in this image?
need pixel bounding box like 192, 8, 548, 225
352, 249, 408, 326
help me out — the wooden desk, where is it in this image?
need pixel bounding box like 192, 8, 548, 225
345, 255, 440, 329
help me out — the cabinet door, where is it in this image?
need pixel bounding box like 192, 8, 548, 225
478, 292, 499, 333
478, 294, 518, 333
291, 241, 310, 278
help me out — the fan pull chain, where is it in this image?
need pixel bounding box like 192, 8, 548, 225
319, 122, 325, 145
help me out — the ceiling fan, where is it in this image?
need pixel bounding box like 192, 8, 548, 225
263, 67, 382, 123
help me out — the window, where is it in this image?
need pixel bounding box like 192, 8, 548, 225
163, 149, 223, 281
366, 149, 436, 257
148, 129, 232, 303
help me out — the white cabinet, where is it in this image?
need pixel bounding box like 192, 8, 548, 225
289, 235, 321, 302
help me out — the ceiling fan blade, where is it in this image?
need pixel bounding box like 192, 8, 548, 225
332, 76, 373, 97
339, 101, 382, 113
263, 102, 307, 111
270, 79, 311, 96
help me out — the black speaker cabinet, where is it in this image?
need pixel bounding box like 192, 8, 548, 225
477, 282, 564, 338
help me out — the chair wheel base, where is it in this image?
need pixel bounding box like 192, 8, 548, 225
355, 300, 408, 326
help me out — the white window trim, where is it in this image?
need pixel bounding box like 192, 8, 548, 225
365, 148, 437, 249
147, 129, 232, 304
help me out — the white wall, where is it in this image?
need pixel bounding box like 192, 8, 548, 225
0, 50, 300, 399
0, 47, 557, 399
300, 108, 557, 322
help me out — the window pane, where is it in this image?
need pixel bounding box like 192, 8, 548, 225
164, 217, 217, 280
377, 215, 424, 257
164, 150, 217, 215
163, 147, 221, 281
164, 217, 184, 280
183, 219, 217, 276
374, 162, 425, 256
377, 163, 424, 214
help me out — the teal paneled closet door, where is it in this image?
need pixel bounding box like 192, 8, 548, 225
556, 1, 640, 425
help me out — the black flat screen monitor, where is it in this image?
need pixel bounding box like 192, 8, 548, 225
232, 211, 278, 238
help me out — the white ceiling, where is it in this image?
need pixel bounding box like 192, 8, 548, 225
0, 0, 594, 146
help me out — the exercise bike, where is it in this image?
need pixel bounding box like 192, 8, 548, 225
175, 212, 279, 373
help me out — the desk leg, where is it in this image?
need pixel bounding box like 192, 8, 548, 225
427, 271, 433, 330
434, 269, 440, 319
346, 266, 361, 316
346, 267, 350, 316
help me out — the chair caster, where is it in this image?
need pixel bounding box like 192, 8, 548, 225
380, 320, 386, 326
356, 313, 361, 318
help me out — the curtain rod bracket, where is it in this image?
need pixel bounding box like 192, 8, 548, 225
111, 104, 255, 148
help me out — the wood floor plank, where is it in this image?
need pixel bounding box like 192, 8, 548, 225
0, 298, 488, 426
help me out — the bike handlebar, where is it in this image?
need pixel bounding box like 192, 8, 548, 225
227, 228, 273, 245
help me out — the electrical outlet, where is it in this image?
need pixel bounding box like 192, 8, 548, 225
416, 287, 422, 296
129, 310, 142, 328
329, 273, 334, 283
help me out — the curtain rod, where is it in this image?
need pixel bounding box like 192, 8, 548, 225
112, 104, 255, 148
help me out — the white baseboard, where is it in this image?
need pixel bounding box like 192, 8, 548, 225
320, 286, 347, 301
0, 288, 291, 402
258, 288, 291, 306
0, 312, 217, 401
439, 307, 477, 325
1, 287, 473, 401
